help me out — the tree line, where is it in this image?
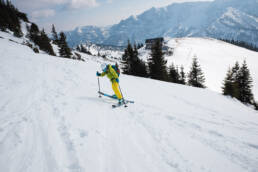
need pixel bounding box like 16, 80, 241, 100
25, 23, 75, 59
122, 39, 205, 88
222, 61, 257, 109
220, 39, 258, 52
51, 24, 83, 60
0, 1, 82, 60
0, 0, 28, 37
122, 39, 257, 109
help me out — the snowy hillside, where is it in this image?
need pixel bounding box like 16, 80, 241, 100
65, 0, 258, 46
138, 37, 258, 100
1, 33, 258, 172
79, 43, 124, 60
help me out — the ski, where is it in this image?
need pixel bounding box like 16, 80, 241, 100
98, 91, 134, 103
112, 103, 124, 108
98, 91, 118, 100
112, 100, 128, 108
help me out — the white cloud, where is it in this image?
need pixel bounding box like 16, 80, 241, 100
32, 9, 56, 19
12, 0, 66, 10
13, 0, 98, 11
70, 0, 98, 8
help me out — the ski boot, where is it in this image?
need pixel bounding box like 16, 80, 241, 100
118, 99, 123, 105
112, 94, 117, 99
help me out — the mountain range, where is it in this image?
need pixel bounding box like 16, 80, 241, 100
65, 0, 258, 47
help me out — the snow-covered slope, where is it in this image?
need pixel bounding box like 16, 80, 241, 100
65, 0, 258, 47
138, 37, 258, 100
1, 33, 258, 172
79, 43, 124, 60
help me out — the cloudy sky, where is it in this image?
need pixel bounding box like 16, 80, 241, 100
11, 0, 211, 32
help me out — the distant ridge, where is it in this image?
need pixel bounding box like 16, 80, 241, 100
65, 0, 258, 47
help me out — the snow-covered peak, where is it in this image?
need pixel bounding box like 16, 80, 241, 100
76, 26, 83, 34
65, 0, 258, 47
220, 7, 258, 28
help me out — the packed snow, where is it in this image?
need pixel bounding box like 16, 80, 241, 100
0, 35, 258, 172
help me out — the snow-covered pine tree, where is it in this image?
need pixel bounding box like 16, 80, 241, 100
187, 57, 205, 88
237, 60, 254, 104
179, 66, 186, 85
148, 39, 167, 81
132, 44, 148, 77
0, 0, 25, 37
222, 67, 237, 97
222, 61, 255, 106
28, 23, 40, 40
39, 29, 55, 56
168, 63, 180, 83
27, 24, 55, 56
51, 24, 59, 45
232, 61, 240, 79
80, 45, 87, 53
122, 42, 147, 77
76, 45, 81, 51
122, 41, 133, 74
58, 32, 72, 58
230, 61, 241, 99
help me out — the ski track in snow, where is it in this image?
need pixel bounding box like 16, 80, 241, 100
1, 37, 258, 172
125, 104, 258, 172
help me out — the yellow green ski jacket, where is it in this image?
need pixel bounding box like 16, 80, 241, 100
100, 65, 119, 82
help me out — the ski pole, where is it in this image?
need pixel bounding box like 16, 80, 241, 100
118, 84, 127, 107
97, 76, 101, 97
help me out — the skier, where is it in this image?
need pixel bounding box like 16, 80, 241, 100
96, 63, 123, 104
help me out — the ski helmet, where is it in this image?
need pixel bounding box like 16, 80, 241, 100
101, 63, 107, 72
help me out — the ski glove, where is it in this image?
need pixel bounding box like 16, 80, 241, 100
96, 71, 101, 76
115, 78, 119, 83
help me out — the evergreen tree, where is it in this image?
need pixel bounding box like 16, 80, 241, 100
232, 61, 240, 78
28, 23, 40, 42
121, 45, 129, 74
132, 44, 148, 77
137, 43, 144, 49
76, 45, 81, 51
254, 102, 258, 110
168, 63, 180, 83
136, 60, 148, 77
231, 61, 241, 99
27, 24, 55, 56
222, 61, 255, 106
222, 67, 237, 97
58, 32, 72, 58
122, 42, 147, 77
39, 29, 55, 56
80, 44, 87, 53
51, 24, 58, 44
122, 41, 134, 74
148, 39, 167, 81
237, 60, 254, 104
187, 57, 205, 88
0, 0, 25, 37
220, 38, 258, 52
179, 66, 186, 85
